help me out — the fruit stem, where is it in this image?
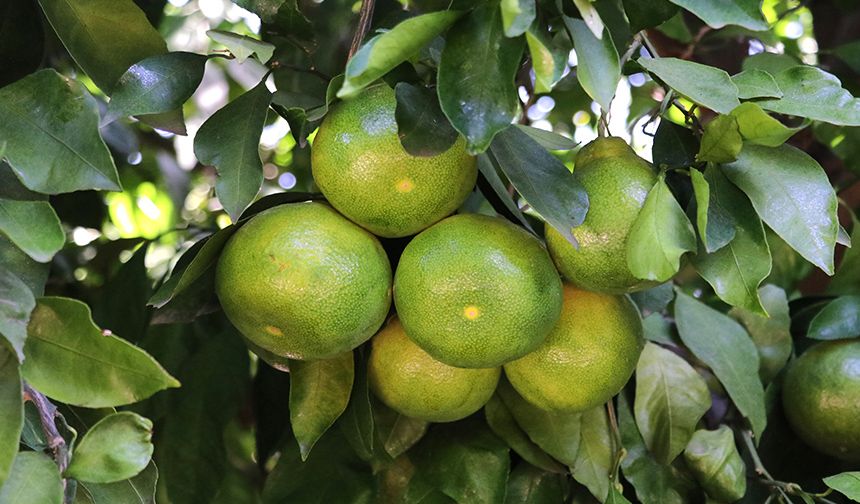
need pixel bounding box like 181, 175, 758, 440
23, 383, 71, 488
606, 400, 626, 479
348, 0, 376, 59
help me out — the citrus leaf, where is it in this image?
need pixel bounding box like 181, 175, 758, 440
731, 69, 782, 99
76, 461, 157, 504
758, 66, 860, 126
500, 0, 534, 37
525, 26, 567, 94
488, 126, 588, 246
690, 168, 736, 253
485, 395, 566, 473
339, 351, 374, 460
729, 102, 804, 147
823, 472, 860, 501
722, 143, 839, 275
0, 70, 121, 194
338, 12, 462, 98
627, 173, 696, 282
21, 297, 179, 407
639, 57, 740, 114
634, 342, 711, 464
372, 404, 427, 459
683, 426, 747, 502
514, 125, 577, 151
194, 80, 272, 222
572, 0, 604, 39
477, 154, 535, 232
207, 29, 274, 63
439, 4, 524, 153
730, 285, 792, 383
807, 295, 860, 340
66, 412, 154, 484
394, 82, 458, 157
0, 236, 48, 297
606, 486, 633, 504
504, 463, 565, 504
289, 351, 354, 461
0, 451, 62, 504
665, 0, 767, 31
565, 17, 620, 111
0, 346, 22, 488
697, 115, 742, 163
572, 405, 613, 502
104, 52, 207, 125
674, 290, 767, 437
0, 270, 36, 361
0, 199, 64, 262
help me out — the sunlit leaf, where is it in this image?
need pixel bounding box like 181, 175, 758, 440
665, 0, 767, 31
0, 199, 64, 262
758, 66, 860, 126
66, 412, 154, 484
683, 426, 747, 502
500, 0, 534, 37
525, 26, 567, 94
730, 102, 804, 147
731, 69, 782, 99
639, 57, 740, 114
823, 472, 860, 501
691, 168, 735, 253
697, 115, 742, 163
565, 17, 620, 111
207, 29, 274, 63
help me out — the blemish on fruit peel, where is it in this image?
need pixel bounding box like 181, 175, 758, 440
264, 325, 284, 337
463, 305, 481, 320
396, 178, 415, 193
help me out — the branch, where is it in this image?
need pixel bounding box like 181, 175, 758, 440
348, 0, 377, 59
23, 383, 70, 475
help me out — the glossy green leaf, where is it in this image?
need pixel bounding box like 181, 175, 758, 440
635, 342, 711, 464
207, 29, 274, 63
627, 173, 696, 281
807, 295, 860, 340
730, 285, 792, 383
639, 57, 740, 114
0, 70, 120, 194
515, 125, 577, 150
485, 395, 566, 473
22, 297, 179, 408
0, 345, 22, 488
497, 379, 581, 467
0, 451, 62, 504
823, 472, 860, 501
572, 406, 613, 502
525, 27, 567, 94
692, 167, 771, 315
104, 52, 207, 125
623, 0, 678, 32
566, 17, 620, 111
504, 463, 565, 504
0, 199, 64, 262
691, 168, 735, 253
289, 351, 354, 460
478, 154, 535, 232
338, 12, 462, 98
729, 102, 803, 147
195, 80, 272, 221
758, 66, 860, 126
394, 82, 458, 157
731, 69, 782, 99
0, 270, 35, 360
674, 290, 766, 437
572, 0, 605, 39
665, 0, 767, 30
488, 126, 589, 246
683, 426, 747, 502
439, 4, 524, 153
722, 143, 839, 274
339, 351, 374, 460
652, 120, 698, 169
66, 412, 153, 483
75, 461, 157, 504
500, 0, 534, 37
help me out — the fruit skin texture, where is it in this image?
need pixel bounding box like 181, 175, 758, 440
311, 84, 477, 238
394, 213, 563, 368
504, 284, 644, 412
215, 202, 392, 361
368, 317, 500, 422
546, 137, 658, 294
782, 339, 860, 462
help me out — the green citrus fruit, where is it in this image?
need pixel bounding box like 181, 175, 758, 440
504, 283, 644, 412
215, 202, 392, 360
368, 317, 500, 422
394, 213, 563, 368
782, 339, 860, 461
311, 84, 477, 238
546, 137, 658, 294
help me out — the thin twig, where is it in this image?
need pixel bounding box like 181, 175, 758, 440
348, 0, 377, 59
23, 383, 70, 477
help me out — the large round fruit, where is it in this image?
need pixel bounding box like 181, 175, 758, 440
368, 317, 500, 422
546, 137, 658, 293
504, 284, 644, 412
782, 339, 860, 461
215, 202, 392, 360
394, 213, 563, 368
311, 84, 477, 238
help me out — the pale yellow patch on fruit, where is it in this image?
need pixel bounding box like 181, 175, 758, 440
264, 325, 284, 337
463, 305, 481, 320
395, 178, 415, 193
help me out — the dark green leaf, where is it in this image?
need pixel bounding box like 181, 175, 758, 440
730, 284, 792, 383
0, 199, 64, 262
829, 215, 860, 295
477, 154, 535, 232
488, 126, 589, 246
627, 173, 696, 282
565, 17, 620, 111
730, 102, 803, 147
0, 70, 121, 193
674, 290, 766, 437
572, 405, 613, 502
207, 30, 274, 63
807, 295, 860, 340
0, 345, 22, 488
194, 80, 272, 221
525, 26, 567, 94
823, 472, 860, 501
372, 402, 428, 459
394, 82, 458, 157
515, 125, 577, 150
642, 313, 675, 345
339, 350, 374, 460
75, 461, 157, 504
104, 52, 207, 125
652, 120, 698, 170
692, 166, 771, 315
338, 12, 462, 98
66, 412, 153, 483
22, 297, 179, 407
639, 57, 740, 114
289, 351, 354, 460
758, 66, 860, 126
697, 115, 742, 163
439, 4, 524, 153
0, 451, 62, 504
504, 463, 565, 504
500, 0, 534, 37
665, 0, 767, 30
683, 426, 747, 502
623, 0, 678, 32
0, 236, 49, 297
632, 283, 676, 315
691, 168, 736, 253
722, 143, 839, 274
731, 69, 782, 99
485, 395, 566, 473
92, 243, 152, 344
0, 269, 35, 360
634, 342, 711, 464
606, 486, 633, 504
833, 40, 860, 74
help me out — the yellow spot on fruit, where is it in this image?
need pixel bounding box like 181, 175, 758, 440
463, 305, 481, 320
264, 325, 284, 337
396, 178, 415, 193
